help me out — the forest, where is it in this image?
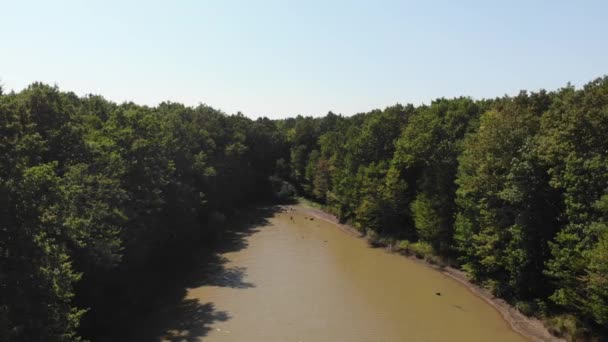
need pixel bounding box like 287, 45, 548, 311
1, 77, 607, 341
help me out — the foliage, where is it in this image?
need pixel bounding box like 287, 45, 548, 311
2, 76, 608, 340
0, 84, 288, 341
283, 77, 608, 338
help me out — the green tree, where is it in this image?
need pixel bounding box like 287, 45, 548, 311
454, 92, 559, 299
393, 98, 480, 254
539, 78, 608, 325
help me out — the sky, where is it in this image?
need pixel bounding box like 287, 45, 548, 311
1, 0, 607, 119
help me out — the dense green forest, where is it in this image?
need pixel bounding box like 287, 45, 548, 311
0, 84, 289, 341
1, 77, 607, 341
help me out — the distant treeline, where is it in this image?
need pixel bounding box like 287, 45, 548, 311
0, 77, 607, 341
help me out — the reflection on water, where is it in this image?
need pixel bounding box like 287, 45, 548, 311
126, 205, 527, 342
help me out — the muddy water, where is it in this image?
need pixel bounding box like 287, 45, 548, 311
147, 205, 527, 341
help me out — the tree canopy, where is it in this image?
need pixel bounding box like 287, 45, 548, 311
1, 77, 607, 340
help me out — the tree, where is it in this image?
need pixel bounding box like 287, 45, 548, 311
539, 78, 608, 325
393, 98, 480, 254
454, 91, 559, 300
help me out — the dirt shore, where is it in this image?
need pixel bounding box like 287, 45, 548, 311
293, 203, 563, 342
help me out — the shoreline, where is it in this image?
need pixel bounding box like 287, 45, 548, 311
292, 203, 562, 342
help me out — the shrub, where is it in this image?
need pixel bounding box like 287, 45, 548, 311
277, 182, 296, 201
424, 254, 444, 266
544, 314, 589, 341
378, 236, 395, 247
410, 241, 433, 259
269, 175, 296, 202
365, 229, 382, 247
483, 279, 501, 296
396, 240, 411, 254
515, 301, 534, 316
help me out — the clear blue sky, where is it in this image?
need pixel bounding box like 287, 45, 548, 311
2, 0, 607, 119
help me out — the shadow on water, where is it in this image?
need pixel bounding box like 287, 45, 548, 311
97, 205, 283, 342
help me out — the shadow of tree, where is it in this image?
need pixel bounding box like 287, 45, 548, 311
161, 301, 230, 342
198, 262, 255, 289
93, 205, 283, 342
127, 300, 230, 342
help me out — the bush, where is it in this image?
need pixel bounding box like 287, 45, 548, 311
396, 240, 412, 254
277, 182, 296, 201
410, 241, 434, 259
514, 300, 547, 317
269, 176, 296, 202
515, 301, 534, 316
483, 279, 501, 296
544, 314, 589, 341
365, 229, 382, 247
534, 299, 548, 317
378, 236, 395, 247
424, 254, 444, 266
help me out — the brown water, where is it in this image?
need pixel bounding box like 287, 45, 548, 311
130, 205, 527, 341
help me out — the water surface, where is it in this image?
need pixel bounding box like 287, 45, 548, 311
131, 205, 527, 341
